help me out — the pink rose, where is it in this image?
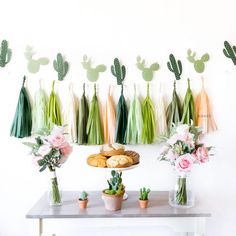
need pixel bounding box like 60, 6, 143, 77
175, 154, 194, 173
60, 142, 73, 157
48, 134, 66, 148
38, 144, 52, 157
194, 147, 209, 163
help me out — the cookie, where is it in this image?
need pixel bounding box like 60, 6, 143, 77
87, 154, 107, 168
124, 150, 140, 164
100, 143, 125, 156
106, 155, 133, 168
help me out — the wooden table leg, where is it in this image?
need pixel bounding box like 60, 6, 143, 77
39, 218, 43, 236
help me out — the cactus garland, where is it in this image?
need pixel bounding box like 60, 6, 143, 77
53, 53, 69, 81
187, 49, 209, 73
24, 46, 49, 73
82, 55, 106, 82
136, 56, 159, 81
167, 54, 182, 80
0, 40, 12, 67
223, 40, 236, 65
111, 58, 126, 85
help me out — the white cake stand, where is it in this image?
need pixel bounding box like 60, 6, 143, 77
88, 163, 139, 200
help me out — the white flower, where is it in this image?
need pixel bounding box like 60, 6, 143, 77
176, 124, 189, 135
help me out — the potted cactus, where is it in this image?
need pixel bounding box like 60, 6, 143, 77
78, 191, 88, 209
139, 187, 151, 209
102, 170, 125, 211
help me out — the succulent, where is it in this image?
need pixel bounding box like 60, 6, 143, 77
187, 49, 209, 73
79, 191, 88, 201
53, 53, 69, 81
223, 40, 236, 65
139, 187, 151, 200
111, 58, 126, 85
167, 54, 182, 80
82, 55, 106, 82
136, 56, 159, 81
104, 170, 125, 195
0, 40, 12, 67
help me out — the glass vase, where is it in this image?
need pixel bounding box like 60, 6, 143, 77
169, 174, 194, 208
48, 170, 62, 206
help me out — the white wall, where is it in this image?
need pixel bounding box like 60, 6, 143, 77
0, 0, 236, 235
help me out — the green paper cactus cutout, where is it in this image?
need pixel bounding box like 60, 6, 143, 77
24, 46, 49, 73
111, 58, 126, 85
187, 49, 209, 73
53, 53, 69, 81
167, 54, 182, 80
136, 56, 159, 81
0, 39, 12, 67
82, 55, 106, 82
223, 41, 236, 65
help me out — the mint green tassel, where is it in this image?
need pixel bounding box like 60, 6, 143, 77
125, 85, 143, 144
86, 84, 103, 144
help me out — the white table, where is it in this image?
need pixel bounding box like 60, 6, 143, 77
26, 191, 211, 236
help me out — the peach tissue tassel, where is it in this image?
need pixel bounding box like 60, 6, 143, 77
195, 77, 217, 134
104, 86, 116, 144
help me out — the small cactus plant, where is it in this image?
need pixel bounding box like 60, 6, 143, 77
187, 49, 209, 73
167, 54, 182, 80
24, 46, 49, 73
111, 58, 126, 85
139, 187, 151, 200
79, 191, 88, 201
82, 55, 106, 82
104, 170, 125, 195
136, 56, 159, 81
223, 40, 236, 65
0, 39, 12, 67
53, 53, 69, 81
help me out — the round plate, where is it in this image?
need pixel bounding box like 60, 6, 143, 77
87, 163, 139, 171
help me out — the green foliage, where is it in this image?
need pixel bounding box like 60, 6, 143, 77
167, 54, 182, 80
24, 46, 49, 73
187, 49, 209, 73
111, 58, 126, 85
0, 39, 12, 67
82, 55, 106, 82
166, 82, 182, 133
181, 79, 195, 125
223, 40, 236, 65
136, 56, 159, 81
53, 53, 69, 81
139, 187, 151, 200
79, 191, 88, 200
104, 170, 125, 195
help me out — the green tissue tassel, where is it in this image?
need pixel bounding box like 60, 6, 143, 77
32, 86, 48, 135
78, 84, 89, 144
47, 80, 62, 129
10, 76, 32, 138
166, 81, 182, 133
141, 83, 156, 144
125, 87, 143, 144
181, 79, 195, 125
86, 84, 103, 144
115, 85, 128, 144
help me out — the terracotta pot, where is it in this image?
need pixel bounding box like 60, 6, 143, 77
78, 199, 88, 209
139, 199, 149, 209
102, 191, 124, 211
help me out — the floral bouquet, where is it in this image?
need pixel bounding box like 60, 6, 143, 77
24, 126, 72, 205
159, 124, 213, 206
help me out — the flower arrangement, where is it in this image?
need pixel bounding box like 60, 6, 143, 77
24, 126, 72, 205
159, 123, 213, 206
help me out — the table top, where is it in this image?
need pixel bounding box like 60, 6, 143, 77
26, 191, 211, 219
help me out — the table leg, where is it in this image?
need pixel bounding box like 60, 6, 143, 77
39, 218, 43, 236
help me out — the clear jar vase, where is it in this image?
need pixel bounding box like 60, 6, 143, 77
48, 170, 62, 206
169, 174, 194, 208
